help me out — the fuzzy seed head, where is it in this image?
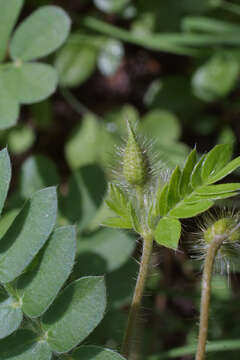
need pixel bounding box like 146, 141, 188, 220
123, 121, 148, 187
204, 217, 240, 243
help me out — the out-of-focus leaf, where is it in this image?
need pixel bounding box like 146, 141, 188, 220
76, 228, 135, 275
2, 63, 58, 104
0, 330, 51, 360
8, 125, 35, 154
10, 6, 71, 61
0, 296, 23, 339
0, 148, 11, 215
65, 114, 99, 169
17, 226, 76, 318
0, 187, 57, 283
141, 110, 180, 145
192, 53, 239, 102
154, 217, 181, 249
19, 155, 60, 199
55, 34, 97, 87
0, 0, 23, 61
72, 346, 126, 359
98, 39, 124, 76
94, 0, 130, 14
61, 165, 106, 231
0, 85, 19, 130
42, 277, 106, 353
31, 100, 53, 129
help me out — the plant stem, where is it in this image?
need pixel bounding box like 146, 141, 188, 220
195, 236, 223, 360
121, 232, 154, 359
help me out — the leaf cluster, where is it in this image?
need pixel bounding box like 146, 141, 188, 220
0, 148, 125, 360
0, 0, 71, 129
104, 144, 240, 249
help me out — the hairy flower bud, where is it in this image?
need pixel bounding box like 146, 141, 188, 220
123, 121, 148, 187
204, 217, 240, 243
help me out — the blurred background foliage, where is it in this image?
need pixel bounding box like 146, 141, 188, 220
2, 0, 240, 359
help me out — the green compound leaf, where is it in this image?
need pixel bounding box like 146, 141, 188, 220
179, 148, 197, 196
0, 330, 51, 360
201, 144, 232, 183
19, 154, 60, 199
154, 217, 181, 250
42, 277, 106, 353
2, 63, 58, 104
0, 187, 57, 283
0, 296, 23, 339
71, 346, 126, 359
16, 226, 76, 318
0, 148, 11, 215
0, 0, 24, 61
169, 200, 213, 218
106, 184, 130, 219
10, 6, 71, 61
206, 156, 240, 184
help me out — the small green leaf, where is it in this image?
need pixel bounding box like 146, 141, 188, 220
157, 183, 169, 217
2, 63, 58, 104
102, 216, 132, 229
0, 296, 23, 339
0, 187, 57, 283
196, 183, 240, 195
10, 6, 71, 61
0, 330, 51, 360
17, 226, 76, 318
55, 34, 97, 87
179, 148, 197, 196
8, 125, 35, 154
169, 199, 213, 218
19, 155, 60, 199
201, 144, 232, 183
154, 217, 181, 250
106, 184, 130, 219
0, 148, 11, 215
42, 277, 106, 353
206, 156, 240, 184
141, 109, 181, 145
72, 346, 126, 359
188, 192, 238, 202
190, 154, 206, 188
0, 0, 24, 61
167, 166, 181, 209
192, 53, 239, 102
129, 203, 141, 233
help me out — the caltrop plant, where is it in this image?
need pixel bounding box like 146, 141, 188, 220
103, 121, 240, 359
0, 0, 71, 129
0, 148, 125, 360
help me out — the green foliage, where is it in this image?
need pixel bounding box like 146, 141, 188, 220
0, 149, 123, 359
0, 2, 71, 129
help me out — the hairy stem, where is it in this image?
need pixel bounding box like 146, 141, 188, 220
121, 232, 154, 359
195, 236, 223, 360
